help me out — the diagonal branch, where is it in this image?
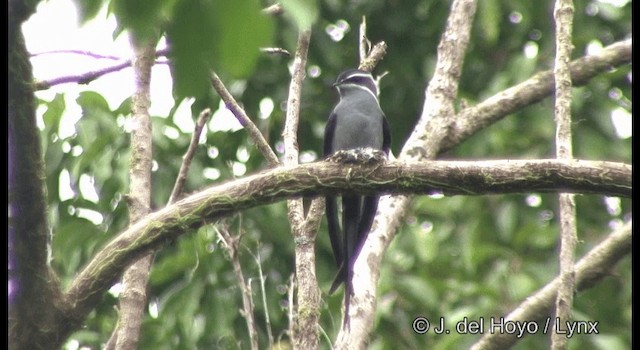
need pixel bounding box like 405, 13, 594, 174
470, 220, 631, 350
168, 108, 212, 203
442, 38, 631, 153
210, 72, 280, 167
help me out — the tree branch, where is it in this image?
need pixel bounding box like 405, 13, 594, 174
32, 48, 170, 91
168, 108, 212, 203
60, 158, 630, 333
31, 49, 123, 60
107, 35, 157, 350
217, 225, 259, 350
210, 72, 280, 167
442, 38, 631, 153
281, 29, 323, 350
551, 1, 576, 348
470, 220, 631, 350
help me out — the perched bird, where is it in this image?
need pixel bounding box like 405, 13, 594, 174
324, 68, 391, 319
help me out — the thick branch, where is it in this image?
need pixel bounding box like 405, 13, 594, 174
471, 220, 631, 350
62, 159, 630, 325
109, 36, 156, 350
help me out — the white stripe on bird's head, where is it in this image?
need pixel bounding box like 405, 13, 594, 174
334, 69, 379, 99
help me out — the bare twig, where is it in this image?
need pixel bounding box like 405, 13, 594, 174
260, 47, 291, 57
287, 274, 295, 342
471, 221, 631, 350
252, 247, 275, 348
217, 225, 259, 350
30, 49, 122, 60
358, 16, 370, 62
168, 108, 212, 203
33, 48, 170, 91
262, 3, 284, 16
551, 1, 576, 349
210, 72, 280, 167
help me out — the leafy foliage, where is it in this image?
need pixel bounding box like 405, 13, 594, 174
33, 0, 630, 348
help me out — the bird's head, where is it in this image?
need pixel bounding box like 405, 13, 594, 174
333, 69, 378, 99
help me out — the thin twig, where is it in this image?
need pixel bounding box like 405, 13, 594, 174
168, 108, 212, 203
209, 72, 280, 167
358, 16, 370, 62
551, 1, 577, 349
262, 3, 283, 16
217, 225, 259, 350
287, 275, 295, 342
30, 49, 122, 60
249, 247, 274, 348
260, 47, 291, 57
33, 48, 170, 91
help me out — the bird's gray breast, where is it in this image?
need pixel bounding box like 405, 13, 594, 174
330, 100, 385, 152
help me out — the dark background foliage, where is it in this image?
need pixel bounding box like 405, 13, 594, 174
29, 0, 630, 348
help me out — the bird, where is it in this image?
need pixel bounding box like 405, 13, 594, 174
323, 68, 391, 323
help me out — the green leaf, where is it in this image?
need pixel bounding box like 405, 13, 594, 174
111, 0, 171, 41
211, 0, 274, 77
281, 0, 318, 31
76, 90, 111, 113
41, 93, 66, 137
167, 0, 274, 99
72, 0, 105, 24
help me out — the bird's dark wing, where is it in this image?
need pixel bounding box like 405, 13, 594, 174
341, 195, 361, 295
325, 197, 342, 267
382, 115, 391, 155
358, 195, 379, 246
323, 112, 337, 157
324, 112, 343, 269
